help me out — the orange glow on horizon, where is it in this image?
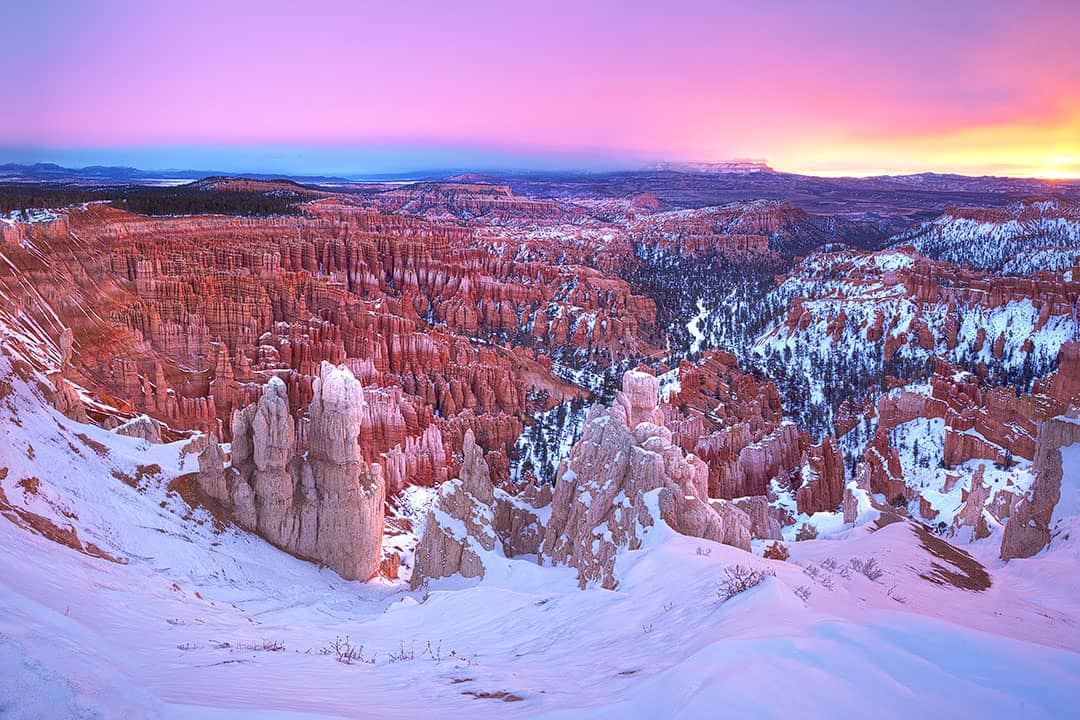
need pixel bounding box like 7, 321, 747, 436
776, 110, 1080, 179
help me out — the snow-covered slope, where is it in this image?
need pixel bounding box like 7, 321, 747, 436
750, 248, 1077, 439
3, 346, 1080, 718
891, 199, 1080, 274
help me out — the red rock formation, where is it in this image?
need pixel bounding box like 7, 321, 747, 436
660, 351, 813, 501
630, 199, 839, 259
410, 429, 497, 588
0, 198, 606, 501
863, 345, 1080, 509
863, 431, 908, 503
796, 435, 845, 515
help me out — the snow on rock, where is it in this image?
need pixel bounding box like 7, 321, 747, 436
541, 369, 752, 588
891, 199, 1080, 274
113, 414, 164, 444
751, 246, 1078, 440
1001, 412, 1080, 560
205, 362, 386, 581
410, 429, 498, 588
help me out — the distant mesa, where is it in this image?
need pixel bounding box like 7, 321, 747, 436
643, 160, 775, 174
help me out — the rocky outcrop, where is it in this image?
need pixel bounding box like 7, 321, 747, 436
734, 495, 783, 540
541, 370, 751, 589
47, 328, 89, 424
410, 430, 497, 588
842, 485, 860, 524
194, 433, 229, 503
113, 414, 163, 444
493, 481, 550, 558
198, 363, 386, 581
796, 435, 845, 515
1001, 413, 1080, 560
303, 362, 386, 579
953, 465, 992, 539
664, 352, 811, 502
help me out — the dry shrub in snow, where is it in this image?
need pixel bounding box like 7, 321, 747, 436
850, 556, 884, 581
322, 635, 374, 665
821, 557, 852, 578
387, 641, 415, 662
716, 564, 775, 601
802, 564, 834, 589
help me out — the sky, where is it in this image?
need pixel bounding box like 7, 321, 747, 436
4, 0, 1079, 178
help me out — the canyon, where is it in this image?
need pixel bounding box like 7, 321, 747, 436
2, 170, 1079, 718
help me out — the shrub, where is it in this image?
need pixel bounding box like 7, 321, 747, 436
387, 640, 415, 663
716, 564, 775, 601
421, 640, 472, 663
820, 557, 851, 578
887, 584, 907, 604
794, 585, 812, 603
763, 541, 790, 561
321, 635, 374, 664
802, 564, 834, 589
850, 556, 883, 581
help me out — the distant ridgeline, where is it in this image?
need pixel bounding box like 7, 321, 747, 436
0, 181, 308, 217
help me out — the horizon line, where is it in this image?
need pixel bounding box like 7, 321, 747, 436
3, 157, 1079, 183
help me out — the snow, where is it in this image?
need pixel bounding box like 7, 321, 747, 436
1051, 443, 1080, 531
2, 208, 59, 225
686, 298, 708, 354
656, 367, 681, 401
891, 200, 1080, 274
3, 351, 1080, 718
872, 251, 916, 271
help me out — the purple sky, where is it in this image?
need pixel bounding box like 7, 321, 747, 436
5, 0, 1079, 176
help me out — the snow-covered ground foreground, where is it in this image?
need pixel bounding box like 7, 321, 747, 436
2, 354, 1080, 719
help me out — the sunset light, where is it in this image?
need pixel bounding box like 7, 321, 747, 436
5, 0, 1079, 175
3, 2, 1080, 718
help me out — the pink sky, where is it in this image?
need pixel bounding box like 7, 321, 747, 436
5, 0, 1079, 176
